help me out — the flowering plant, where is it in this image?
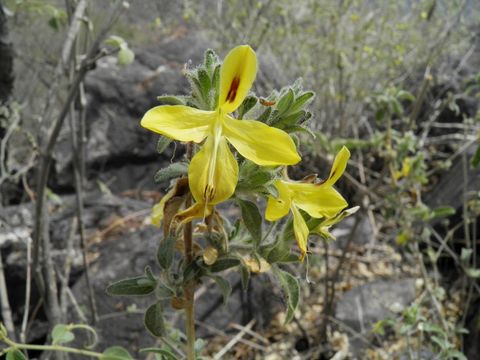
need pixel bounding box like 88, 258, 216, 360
107, 45, 354, 359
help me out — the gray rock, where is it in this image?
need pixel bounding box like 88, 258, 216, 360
53, 32, 213, 194
69, 223, 282, 355
330, 215, 373, 249
335, 278, 416, 356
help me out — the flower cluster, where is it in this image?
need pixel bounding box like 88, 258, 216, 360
141, 45, 353, 260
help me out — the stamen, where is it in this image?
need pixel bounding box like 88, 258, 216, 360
226, 76, 240, 103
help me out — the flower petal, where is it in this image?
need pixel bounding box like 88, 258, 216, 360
218, 45, 257, 113
174, 202, 213, 225
291, 205, 309, 261
265, 180, 292, 221
325, 146, 350, 185
288, 182, 348, 219
189, 136, 239, 205
141, 105, 213, 143
224, 117, 301, 166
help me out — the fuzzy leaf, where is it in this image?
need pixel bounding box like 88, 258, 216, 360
472, 145, 480, 168
276, 89, 294, 116
154, 162, 188, 183
156, 95, 187, 105
431, 206, 455, 219
140, 348, 176, 360
273, 266, 300, 324
107, 276, 156, 296
51, 324, 75, 345
209, 257, 241, 273
237, 96, 258, 119
144, 302, 166, 337
288, 91, 314, 114
156, 136, 172, 154
209, 275, 232, 305
157, 234, 177, 270
117, 47, 134, 66
6, 350, 26, 360
101, 346, 133, 360
237, 199, 262, 246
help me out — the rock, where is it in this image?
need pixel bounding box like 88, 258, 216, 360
53, 31, 213, 194
330, 215, 373, 249
69, 223, 283, 355
335, 278, 416, 357
425, 143, 480, 213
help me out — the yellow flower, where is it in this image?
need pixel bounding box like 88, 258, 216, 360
265, 146, 350, 260
141, 45, 300, 211
312, 206, 360, 240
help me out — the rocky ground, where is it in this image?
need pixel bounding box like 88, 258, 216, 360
1, 15, 480, 359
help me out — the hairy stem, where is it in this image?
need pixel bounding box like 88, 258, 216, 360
183, 142, 196, 360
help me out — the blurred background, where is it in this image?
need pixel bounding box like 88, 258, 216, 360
0, 0, 479, 359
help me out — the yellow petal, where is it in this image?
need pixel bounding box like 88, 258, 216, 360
325, 146, 350, 185
151, 198, 167, 227
151, 177, 189, 228
243, 256, 271, 273
320, 205, 360, 227
141, 105, 213, 143
312, 206, 360, 239
291, 205, 309, 261
174, 202, 213, 225
218, 45, 257, 113
188, 135, 239, 204
265, 180, 292, 221
288, 182, 348, 218
224, 117, 301, 166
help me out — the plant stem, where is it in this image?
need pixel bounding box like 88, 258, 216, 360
1, 337, 104, 359
184, 143, 196, 360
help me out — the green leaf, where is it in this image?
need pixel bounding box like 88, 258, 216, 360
154, 162, 188, 183
6, 349, 26, 360
105, 35, 126, 48
140, 348, 177, 360
211, 65, 221, 109
197, 69, 211, 95
442, 350, 467, 360
471, 145, 480, 168
237, 199, 262, 247
156, 281, 175, 299
209, 275, 232, 305
209, 257, 241, 273
240, 263, 250, 290
101, 346, 133, 360
237, 96, 258, 119
51, 324, 75, 345
157, 95, 187, 106
276, 89, 294, 116
273, 266, 300, 324
461, 248, 473, 263
144, 302, 166, 337
157, 234, 177, 270
466, 268, 480, 278
431, 206, 455, 219
117, 47, 134, 66
420, 322, 443, 334
288, 91, 315, 114
204, 49, 219, 76
257, 107, 272, 123
273, 110, 307, 128
106, 276, 156, 296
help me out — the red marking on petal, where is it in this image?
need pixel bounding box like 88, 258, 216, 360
226, 76, 240, 103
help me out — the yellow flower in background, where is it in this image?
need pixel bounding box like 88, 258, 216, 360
141, 45, 300, 211
265, 146, 350, 260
